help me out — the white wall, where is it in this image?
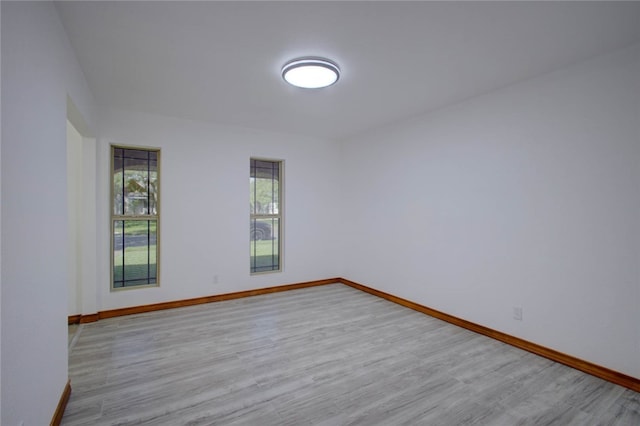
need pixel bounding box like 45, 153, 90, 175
80, 135, 98, 316
94, 108, 343, 311
67, 121, 82, 315
342, 43, 640, 378
0, 3, 3, 420
67, 118, 98, 317
1, 2, 96, 425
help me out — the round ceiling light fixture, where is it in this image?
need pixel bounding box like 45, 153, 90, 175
282, 57, 340, 89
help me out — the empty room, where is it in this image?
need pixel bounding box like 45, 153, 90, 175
1, 1, 640, 425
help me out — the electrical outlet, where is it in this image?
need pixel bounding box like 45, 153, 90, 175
513, 306, 523, 321
213, 275, 219, 285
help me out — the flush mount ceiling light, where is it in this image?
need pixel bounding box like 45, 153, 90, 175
282, 57, 340, 89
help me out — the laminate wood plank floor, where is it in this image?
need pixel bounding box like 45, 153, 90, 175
63, 284, 640, 425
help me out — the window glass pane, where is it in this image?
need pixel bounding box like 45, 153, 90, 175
250, 218, 279, 273
113, 220, 124, 285
250, 160, 279, 215
113, 220, 157, 288
123, 150, 150, 215
113, 149, 124, 215
250, 173, 256, 216
148, 152, 158, 215
113, 148, 158, 216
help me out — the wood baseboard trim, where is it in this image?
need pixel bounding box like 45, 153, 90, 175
69, 278, 339, 324
79, 313, 99, 324
50, 379, 71, 426
338, 278, 640, 392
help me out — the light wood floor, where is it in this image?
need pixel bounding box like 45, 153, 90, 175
63, 284, 639, 425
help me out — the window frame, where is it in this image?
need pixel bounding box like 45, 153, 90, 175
250, 158, 283, 275
110, 144, 161, 291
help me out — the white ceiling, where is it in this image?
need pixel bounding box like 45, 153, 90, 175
55, 1, 640, 141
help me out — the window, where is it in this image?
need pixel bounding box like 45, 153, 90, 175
250, 159, 282, 273
111, 146, 160, 289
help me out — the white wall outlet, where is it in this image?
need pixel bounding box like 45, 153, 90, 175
513, 306, 523, 321
213, 275, 219, 285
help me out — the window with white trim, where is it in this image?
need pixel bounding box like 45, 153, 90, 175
250, 159, 282, 273
111, 146, 160, 289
